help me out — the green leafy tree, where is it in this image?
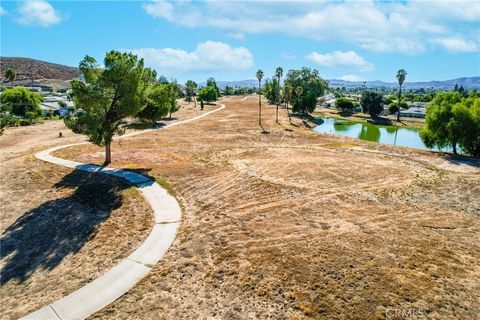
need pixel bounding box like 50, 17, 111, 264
184, 80, 197, 103
169, 80, 184, 99
360, 91, 383, 118
197, 86, 218, 104
4, 68, 16, 83
137, 84, 173, 124
275, 67, 283, 123
65, 51, 155, 164
158, 75, 169, 84
295, 86, 303, 99
285, 68, 327, 114
420, 92, 480, 156
206, 77, 221, 98
224, 85, 235, 96
335, 98, 355, 113
0, 86, 43, 117
256, 69, 264, 126
396, 69, 407, 121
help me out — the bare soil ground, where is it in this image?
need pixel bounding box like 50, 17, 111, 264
1, 119, 161, 318
51, 96, 479, 319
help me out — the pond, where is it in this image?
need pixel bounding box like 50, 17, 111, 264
313, 117, 446, 152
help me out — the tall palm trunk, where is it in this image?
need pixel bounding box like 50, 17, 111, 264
276, 81, 279, 123
397, 85, 402, 121
258, 80, 262, 126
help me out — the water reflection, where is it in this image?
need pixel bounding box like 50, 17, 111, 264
358, 125, 381, 143
314, 117, 444, 151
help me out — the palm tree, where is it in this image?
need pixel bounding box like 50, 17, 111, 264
275, 67, 283, 123
396, 69, 407, 121
256, 69, 264, 127
4, 68, 16, 84
295, 86, 303, 113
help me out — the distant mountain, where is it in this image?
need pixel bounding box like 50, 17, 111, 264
2, 57, 478, 91
328, 77, 480, 89
199, 79, 259, 89
203, 77, 480, 90
0, 57, 80, 84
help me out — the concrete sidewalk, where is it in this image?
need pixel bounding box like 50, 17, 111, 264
22, 104, 225, 320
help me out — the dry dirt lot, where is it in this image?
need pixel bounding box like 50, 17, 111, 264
0, 100, 205, 319
47, 96, 480, 319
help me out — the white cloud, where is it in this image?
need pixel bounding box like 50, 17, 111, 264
17, 0, 62, 27
227, 32, 245, 40
338, 74, 364, 82
142, 0, 174, 20
306, 51, 374, 72
429, 37, 478, 53
142, 0, 480, 54
0, 6, 7, 16
124, 41, 253, 73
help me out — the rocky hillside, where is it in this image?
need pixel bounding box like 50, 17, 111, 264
0, 57, 80, 82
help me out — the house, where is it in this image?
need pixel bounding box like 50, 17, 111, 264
320, 98, 338, 108
400, 107, 426, 119
39, 98, 74, 116
411, 101, 428, 108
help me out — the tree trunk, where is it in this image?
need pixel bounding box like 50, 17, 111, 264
105, 143, 111, 165
453, 143, 457, 155
397, 85, 402, 122
259, 81, 262, 126
194, 96, 197, 108
276, 79, 280, 123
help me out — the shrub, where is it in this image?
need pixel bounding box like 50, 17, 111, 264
335, 98, 355, 112
389, 103, 399, 114
0, 87, 43, 117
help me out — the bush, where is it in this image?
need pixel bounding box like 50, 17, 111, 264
0, 87, 43, 117
19, 118, 31, 126
389, 103, 399, 114
335, 98, 355, 112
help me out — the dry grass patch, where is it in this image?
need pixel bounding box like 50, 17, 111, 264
44, 97, 480, 319
0, 123, 153, 318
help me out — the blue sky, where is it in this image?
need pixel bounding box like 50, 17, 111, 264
1, 0, 479, 83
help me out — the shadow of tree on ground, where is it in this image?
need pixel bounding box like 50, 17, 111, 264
0, 170, 134, 285
291, 113, 324, 128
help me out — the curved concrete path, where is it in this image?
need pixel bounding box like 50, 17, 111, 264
22, 104, 225, 320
